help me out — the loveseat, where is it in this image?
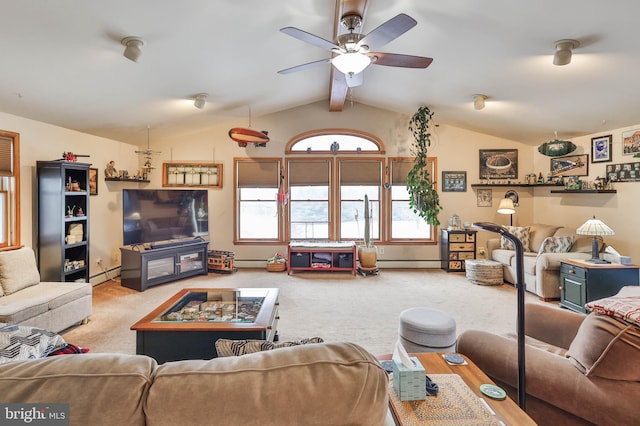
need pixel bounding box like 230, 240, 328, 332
0, 247, 92, 333
486, 224, 596, 299
0, 342, 389, 426
456, 293, 640, 426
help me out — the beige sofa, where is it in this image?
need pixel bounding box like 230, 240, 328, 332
486, 224, 596, 300
456, 300, 640, 426
0, 247, 92, 333
0, 342, 389, 426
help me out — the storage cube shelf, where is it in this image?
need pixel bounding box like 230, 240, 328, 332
440, 230, 477, 272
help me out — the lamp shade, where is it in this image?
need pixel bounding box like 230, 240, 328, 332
332, 52, 371, 75
497, 198, 516, 215
576, 216, 615, 236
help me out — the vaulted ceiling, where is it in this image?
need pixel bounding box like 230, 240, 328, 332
1, 0, 639, 147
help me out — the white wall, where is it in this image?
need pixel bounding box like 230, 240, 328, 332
0, 112, 140, 284
3, 103, 639, 279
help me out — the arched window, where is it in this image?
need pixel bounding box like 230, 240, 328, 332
286, 129, 384, 154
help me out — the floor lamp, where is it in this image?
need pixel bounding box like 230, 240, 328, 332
473, 222, 526, 410
497, 190, 518, 226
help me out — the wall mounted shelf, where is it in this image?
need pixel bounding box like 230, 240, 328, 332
105, 177, 150, 183
470, 184, 562, 188
549, 189, 616, 194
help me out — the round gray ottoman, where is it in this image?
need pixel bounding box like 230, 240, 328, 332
398, 307, 457, 353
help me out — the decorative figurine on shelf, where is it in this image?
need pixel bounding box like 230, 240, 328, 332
67, 205, 75, 217
105, 161, 118, 178
76, 207, 84, 216
66, 176, 72, 191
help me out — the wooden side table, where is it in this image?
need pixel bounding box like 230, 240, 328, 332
560, 259, 640, 313
380, 352, 535, 425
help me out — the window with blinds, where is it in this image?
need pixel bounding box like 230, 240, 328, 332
389, 158, 435, 240
235, 158, 281, 241
0, 130, 19, 249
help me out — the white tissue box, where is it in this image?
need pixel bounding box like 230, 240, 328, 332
392, 357, 426, 401
603, 253, 632, 265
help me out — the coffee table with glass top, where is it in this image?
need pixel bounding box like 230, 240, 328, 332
131, 288, 279, 363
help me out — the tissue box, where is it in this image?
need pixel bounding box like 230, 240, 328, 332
603, 253, 632, 265
392, 357, 426, 401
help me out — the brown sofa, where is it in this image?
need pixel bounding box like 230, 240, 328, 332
456, 302, 640, 425
486, 224, 597, 299
0, 342, 389, 426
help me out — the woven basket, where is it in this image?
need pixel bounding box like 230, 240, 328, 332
266, 262, 286, 272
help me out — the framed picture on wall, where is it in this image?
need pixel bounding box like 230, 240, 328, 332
622, 129, 640, 156
550, 154, 589, 177
591, 135, 612, 163
442, 171, 467, 192
479, 149, 518, 180
89, 168, 98, 195
476, 188, 492, 207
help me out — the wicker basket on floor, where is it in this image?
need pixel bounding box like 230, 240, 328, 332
266, 262, 286, 272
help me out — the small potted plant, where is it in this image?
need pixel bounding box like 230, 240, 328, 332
358, 194, 377, 269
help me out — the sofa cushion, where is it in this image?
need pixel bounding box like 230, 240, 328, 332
537, 236, 575, 255
0, 247, 41, 296
558, 226, 605, 253
0, 282, 91, 324
529, 224, 562, 253
215, 337, 324, 357
0, 353, 155, 426
566, 313, 640, 380
491, 249, 514, 266
147, 342, 389, 426
500, 226, 531, 252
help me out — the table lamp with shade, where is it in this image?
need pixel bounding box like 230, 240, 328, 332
576, 216, 615, 263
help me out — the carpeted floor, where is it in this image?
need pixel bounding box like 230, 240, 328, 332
62, 269, 550, 357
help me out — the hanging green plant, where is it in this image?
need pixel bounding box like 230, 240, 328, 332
406, 106, 443, 226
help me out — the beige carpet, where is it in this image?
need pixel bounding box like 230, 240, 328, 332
62, 269, 549, 357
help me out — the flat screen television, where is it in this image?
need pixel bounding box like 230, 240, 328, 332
123, 189, 209, 246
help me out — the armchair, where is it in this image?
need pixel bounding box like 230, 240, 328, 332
456, 302, 640, 425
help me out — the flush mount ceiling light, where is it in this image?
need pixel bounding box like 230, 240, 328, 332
121, 36, 144, 62
553, 39, 579, 66
473, 94, 487, 110
194, 93, 208, 109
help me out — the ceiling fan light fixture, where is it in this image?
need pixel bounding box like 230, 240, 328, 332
332, 52, 371, 75
473, 94, 487, 110
194, 93, 208, 109
553, 39, 579, 66
121, 36, 144, 62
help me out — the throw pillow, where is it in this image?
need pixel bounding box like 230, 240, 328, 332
566, 313, 640, 381
0, 324, 67, 364
215, 337, 324, 357
536, 236, 575, 256
0, 247, 41, 295
584, 286, 640, 327
500, 226, 531, 252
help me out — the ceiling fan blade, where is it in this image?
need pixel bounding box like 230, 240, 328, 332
368, 52, 433, 68
280, 27, 341, 51
278, 58, 331, 74
358, 13, 417, 50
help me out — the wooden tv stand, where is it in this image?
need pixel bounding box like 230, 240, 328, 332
288, 241, 356, 275
120, 239, 209, 291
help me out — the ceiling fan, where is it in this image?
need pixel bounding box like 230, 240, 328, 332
278, 11, 432, 96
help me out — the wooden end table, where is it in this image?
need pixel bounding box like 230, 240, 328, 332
380, 352, 535, 425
